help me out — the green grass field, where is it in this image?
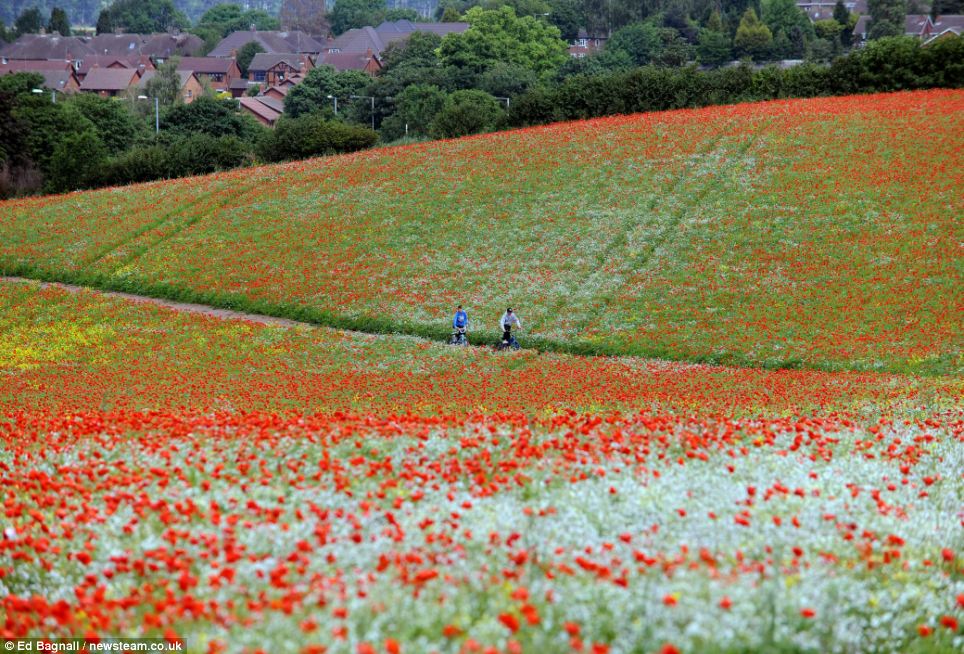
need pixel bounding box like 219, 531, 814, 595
0, 90, 961, 374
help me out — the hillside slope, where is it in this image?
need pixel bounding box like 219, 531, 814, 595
1, 90, 961, 374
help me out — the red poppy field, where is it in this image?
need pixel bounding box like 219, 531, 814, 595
0, 90, 961, 373
1, 281, 962, 653
1, 90, 962, 653
1, 280, 958, 416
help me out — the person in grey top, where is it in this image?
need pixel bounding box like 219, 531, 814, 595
499, 308, 522, 344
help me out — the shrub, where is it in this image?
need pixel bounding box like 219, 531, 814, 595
509, 36, 964, 128
258, 115, 378, 162
429, 90, 505, 139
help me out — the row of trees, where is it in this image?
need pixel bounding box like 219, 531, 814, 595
505, 35, 964, 125
0, 6, 71, 40
0, 2, 282, 27
0, 65, 378, 198
282, 4, 840, 144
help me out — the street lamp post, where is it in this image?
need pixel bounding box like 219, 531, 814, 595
137, 94, 160, 134
32, 87, 56, 103
350, 94, 375, 130
326, 94, 338, 115
495, 96, 510, 110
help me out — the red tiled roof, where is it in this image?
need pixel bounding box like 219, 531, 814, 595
80, 67, 140, 91
239, 96, 282, 123
208, 30, 324, 58
175, 57, 235, 74
932, 15, 964, 30
137, 70, 197, 90
320, 51, 378, 72
0, 59, 73, 72
248, 53, 309, 72
0, 34, 94, 60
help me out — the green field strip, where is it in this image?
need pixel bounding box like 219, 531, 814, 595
78, 187, 224, 270
0, 92, 960, 377
578, 123, 770, 336
0, 264, 955, 377
91, 179, 264, 276
540, 126, 735, 332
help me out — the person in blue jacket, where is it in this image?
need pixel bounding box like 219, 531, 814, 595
453, 305, 468, 330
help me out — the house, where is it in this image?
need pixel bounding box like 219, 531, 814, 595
79, 67, 142, 97
239, 95, 283, 126
86, 33, 146, 57
319, 49, 382, 75
0, 59, 81, 93
0, 33, 94, 61
74, 55, 153, 82
924, 15, 964, 43
208, 29, 325, 58
568, 28, 607, 58
247, 53, 313, 86
229, 77, 259, 98
263, 85, 288, 100
140, 33, 205, 62
853, 14, 934, 42
795, 0, 866, 22
320, 20, 469, 68
175, 57, 241, 93
137, 70, 203, 103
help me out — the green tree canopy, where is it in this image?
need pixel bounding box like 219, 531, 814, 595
145, 58, 183, 108
97, 0, 190, 34
46, 129, 106, 193
379, 83, 447, 140
68, 93, 144, 155
814, 18, 843, 40
478, 61, 538, 97
95, 10, 113, 35
606, 22, 664, 65
161, 96, 263, 141
10, 84, 96, 187
698, 12, 733, 66
284, 65, 371, 119
868, 0, 905, 39
607, 21, 692, 66
15, 7, 43, 35
195, 4, 279, 39
329, 0, 387, 36
257, 114, 377, 162
380, 31, 444, 72
437, 6, 569, 76
47, 7, 71, 36
385, 8, 420, 21
429, 88, 504, 138
555, 47, 634, 79
548, 0, 582, 42
97, 0, 189, 35
833, 0, 855, 47
440, 6, 462, 21
734, 8, 773, 59
236, 41, 266, 78
762, 0, 815, 57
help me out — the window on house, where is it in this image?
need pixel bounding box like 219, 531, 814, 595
254, 72, 266, 82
